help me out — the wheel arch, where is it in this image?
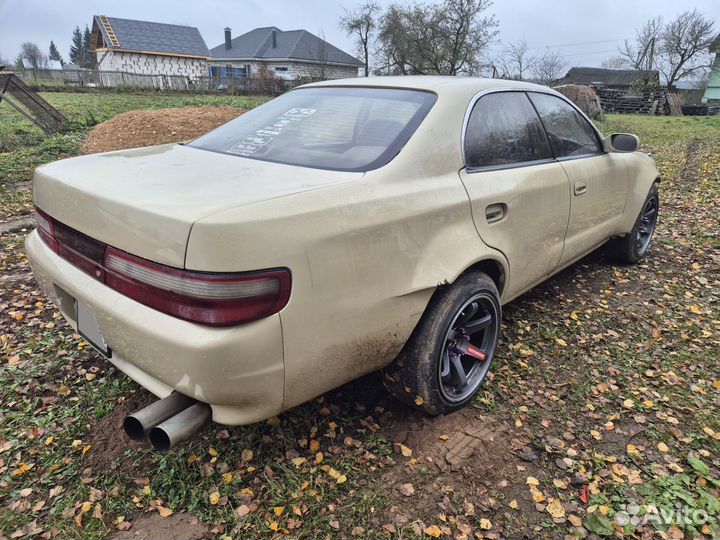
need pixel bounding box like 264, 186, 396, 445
456, 258, 507, 296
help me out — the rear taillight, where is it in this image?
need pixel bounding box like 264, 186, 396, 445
34, 206, 291, 326
35, 207, 58, 253
104, 247, 291, 326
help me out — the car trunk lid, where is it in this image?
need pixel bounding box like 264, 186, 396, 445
33, 144, 361, 267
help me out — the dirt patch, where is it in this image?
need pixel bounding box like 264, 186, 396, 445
109, 511, 209, 540
85, 392, 154, 471
378, 407, 547, 533
0, 215, 34, 234
80, 106, 245, 155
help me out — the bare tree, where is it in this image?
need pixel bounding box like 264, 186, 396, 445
377, 0, 498, 75
311, 30, 330, 79
441, 0, 498, 75
618, 16, 662, 70
19, 42, 47, 69
0, 52, 10, 68
601, 55, 630, 69
532, 50, 566, 86
658, 9, 715, 89
499, 38, 536, 80
339, 2, 380, 77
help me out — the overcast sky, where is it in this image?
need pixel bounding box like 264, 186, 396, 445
0, 0, 717, 70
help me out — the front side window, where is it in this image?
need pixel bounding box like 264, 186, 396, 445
188, 87, 437, 172
528, 93, 602, 158
464, 92, 552, 169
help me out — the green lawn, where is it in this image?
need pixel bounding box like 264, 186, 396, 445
0, 93, 719, 539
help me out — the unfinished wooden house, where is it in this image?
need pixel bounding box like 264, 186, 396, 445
90, 15, 211, 80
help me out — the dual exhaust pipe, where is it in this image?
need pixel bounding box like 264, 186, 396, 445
123, 392, 211, 451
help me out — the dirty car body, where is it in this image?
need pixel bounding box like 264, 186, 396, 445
26, 77, 660, 428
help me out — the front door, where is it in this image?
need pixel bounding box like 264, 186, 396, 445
459, 91, 571, 300
527, 92, 628, 265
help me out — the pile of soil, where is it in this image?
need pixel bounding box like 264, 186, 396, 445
80, 106, 245, 154
554, 84, 604, 120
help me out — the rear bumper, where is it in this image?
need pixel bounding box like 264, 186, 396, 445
25, 230, 285, 425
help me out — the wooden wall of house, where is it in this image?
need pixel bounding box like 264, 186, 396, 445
97, 51, 208, 79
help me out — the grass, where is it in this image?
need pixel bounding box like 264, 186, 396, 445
0, 92, 719, 539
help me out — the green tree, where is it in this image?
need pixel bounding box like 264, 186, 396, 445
49, 40, 64, 66
69, 26, 83, 65
377, 0, 498, 75
82, 25, 97, 69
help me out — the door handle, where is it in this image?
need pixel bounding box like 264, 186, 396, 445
574, 181, 587, 196
485, 203, 506, 224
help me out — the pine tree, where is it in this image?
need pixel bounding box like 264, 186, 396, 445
49, 40, 64, 66
69, 26, 83, 65
82, 25, 96, 69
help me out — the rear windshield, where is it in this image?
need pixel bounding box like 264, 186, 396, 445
188, 87, 437, 172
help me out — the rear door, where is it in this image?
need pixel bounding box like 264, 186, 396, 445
527, 92, 628, 266
459, 91, 571, 299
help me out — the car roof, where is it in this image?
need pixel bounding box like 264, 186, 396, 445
302, 76, 553, 98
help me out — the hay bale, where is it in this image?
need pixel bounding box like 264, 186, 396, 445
80, 105, 245, 154
554, 84, 604, 120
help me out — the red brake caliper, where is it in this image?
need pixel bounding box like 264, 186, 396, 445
455, 338, 487, 361
465, 345, 487, 361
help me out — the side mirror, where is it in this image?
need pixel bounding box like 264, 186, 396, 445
605, 133, 639, 153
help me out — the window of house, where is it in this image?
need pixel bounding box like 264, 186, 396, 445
464, 92, 553, 169
528, 93, 603, 158
274, 67, 288, 72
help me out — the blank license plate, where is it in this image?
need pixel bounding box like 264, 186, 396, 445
77, 300, 110, 357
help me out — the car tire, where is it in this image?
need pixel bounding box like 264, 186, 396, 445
383, 272, 501, 416
606, 183, 659, 264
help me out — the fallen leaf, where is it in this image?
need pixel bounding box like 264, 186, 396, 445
546, 498, 566, 519
157, 506, 173, 517
397, 443, 412, 457
424, 525, 442, 537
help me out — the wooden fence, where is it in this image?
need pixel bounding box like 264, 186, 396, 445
13, 68, 318, 94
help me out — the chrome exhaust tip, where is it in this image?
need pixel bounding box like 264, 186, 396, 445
123, 392, 196, 441
149, 402, 211, 452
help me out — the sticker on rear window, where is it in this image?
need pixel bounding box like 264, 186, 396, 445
227, 108, 316, 156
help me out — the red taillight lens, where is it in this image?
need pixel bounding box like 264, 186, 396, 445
35, 206, 291, 327
103, 247, 291, 326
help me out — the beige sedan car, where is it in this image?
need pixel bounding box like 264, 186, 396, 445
26, 77, 659, 450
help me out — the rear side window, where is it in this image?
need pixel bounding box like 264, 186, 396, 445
464, 92, 552, 169
528, 93, 602, 158
188, 87, 436, 172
